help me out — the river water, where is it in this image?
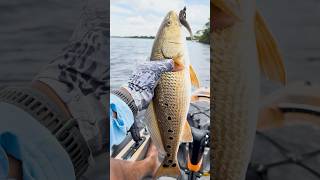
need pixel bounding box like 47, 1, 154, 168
110, 37, 210, 89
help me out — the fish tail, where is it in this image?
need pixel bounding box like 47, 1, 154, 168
155, 160, 181, 178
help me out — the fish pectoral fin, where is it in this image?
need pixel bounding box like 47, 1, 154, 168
155, 160, 181, 178
190, 65, 200, 88
180, 120, 193, 143
255, 11, 286, 85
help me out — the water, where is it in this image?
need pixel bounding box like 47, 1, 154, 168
0, 0, 81, 86
110, 37, 210, 89
2, 0, 320, 93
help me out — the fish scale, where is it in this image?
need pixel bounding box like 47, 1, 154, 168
212, 26, 257, 180
153, 69, 190, 165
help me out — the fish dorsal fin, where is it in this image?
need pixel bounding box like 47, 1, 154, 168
180, 120, 193, 143
255, 11, 286, 85
189, 65, 200, 88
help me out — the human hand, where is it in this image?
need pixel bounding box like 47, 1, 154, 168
144, 143, 161, 177
110, 143, 160, 180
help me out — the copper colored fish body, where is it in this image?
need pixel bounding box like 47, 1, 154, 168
145, 10, 199, 178
211, 0, 286, 180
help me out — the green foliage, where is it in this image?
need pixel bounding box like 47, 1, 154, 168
194, 19, 210, 44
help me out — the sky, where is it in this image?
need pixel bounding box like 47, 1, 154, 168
110, 0, 209, 36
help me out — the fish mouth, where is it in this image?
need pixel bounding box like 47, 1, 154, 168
179, 6, 193, 38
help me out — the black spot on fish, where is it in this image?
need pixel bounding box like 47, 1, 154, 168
168, 129, 173, 133
163, 164, 169, 168
168, 160, 173, 164
169, 137, 173, 140
167, 145, 171, 149
172, 163, 176, 167
168, 116, 171, 120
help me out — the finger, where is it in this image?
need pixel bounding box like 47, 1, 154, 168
172, 56, 185, 72
173, 63, 184, 72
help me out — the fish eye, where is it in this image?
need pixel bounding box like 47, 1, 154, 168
166, 21, 171, 26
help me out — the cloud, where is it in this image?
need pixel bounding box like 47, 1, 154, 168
110, 4, 133, 15
111, 0, 184, 13
127, 16, 147, 24
111, 15, 162, 36
188, 4, 210, 31
110, 0, 209, 36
